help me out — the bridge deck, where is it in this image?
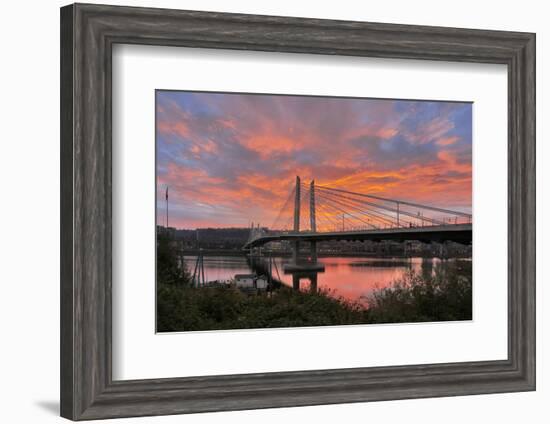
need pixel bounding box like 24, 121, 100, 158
244, 224, 472, 248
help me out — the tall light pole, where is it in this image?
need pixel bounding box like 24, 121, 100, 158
165, 186, 169, 229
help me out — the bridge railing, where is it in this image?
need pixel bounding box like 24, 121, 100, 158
249, 221, 471, 242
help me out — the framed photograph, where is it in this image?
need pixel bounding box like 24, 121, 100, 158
60, 3, 535, 420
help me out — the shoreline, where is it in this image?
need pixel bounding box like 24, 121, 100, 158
179, 249, 472, 259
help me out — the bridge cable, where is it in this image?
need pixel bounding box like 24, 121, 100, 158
314, 200, 342, 231
270, 185, 296, 231
316, 186, 447, 226
318, 185, 472, 219
315, 188, 414, 228
313, 191, 378, 230
315, 189, 404, 228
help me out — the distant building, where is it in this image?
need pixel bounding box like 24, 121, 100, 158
157, 225, 176, 238
234, 274, 269, 290
405, 240, 423, 253
234, 274, 256, 289
255, 275, 268, 290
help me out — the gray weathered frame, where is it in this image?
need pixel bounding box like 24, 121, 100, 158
60, 3, 536, 421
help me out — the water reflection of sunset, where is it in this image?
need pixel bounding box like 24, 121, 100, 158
184, 256, 449, 307
279, 257, 435, 306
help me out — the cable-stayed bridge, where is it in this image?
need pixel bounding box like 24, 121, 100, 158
244, 176, 472, 255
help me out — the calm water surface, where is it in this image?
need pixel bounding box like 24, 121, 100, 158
184, 256, 464, 304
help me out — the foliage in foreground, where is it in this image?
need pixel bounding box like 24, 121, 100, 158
157, 284, 366, 332
157, 261, 472, 332
365, 260, 472, 324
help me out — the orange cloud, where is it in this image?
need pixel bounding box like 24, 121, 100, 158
157, 121, 189, 139
436, 136, 460, 146
241, 134, 298, 156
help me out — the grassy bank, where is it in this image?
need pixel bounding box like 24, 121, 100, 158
157, 285, 367, 332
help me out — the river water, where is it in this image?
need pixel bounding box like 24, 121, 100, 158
183, 255, 467, 305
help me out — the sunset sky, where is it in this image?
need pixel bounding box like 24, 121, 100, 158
156, 90, 472, 230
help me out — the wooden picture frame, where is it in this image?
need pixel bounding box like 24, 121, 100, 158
60, 3, 535, 420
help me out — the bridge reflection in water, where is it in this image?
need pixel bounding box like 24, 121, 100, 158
243, 255, 466, 303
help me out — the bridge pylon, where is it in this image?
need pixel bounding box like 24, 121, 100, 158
310, 180, 316, 232
292, 176, 301, 264
310, 180, 317, 263
288, 176, 322, 272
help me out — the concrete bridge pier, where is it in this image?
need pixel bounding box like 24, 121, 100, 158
290, 272, 318, 293
292, 241, 300, 264
309, 274, 318, 293
290, 240, 318, 265
310, 240, 317, 263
